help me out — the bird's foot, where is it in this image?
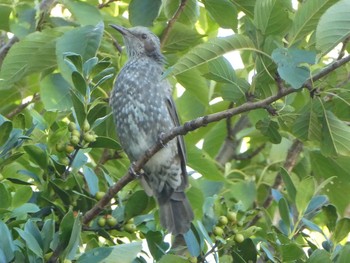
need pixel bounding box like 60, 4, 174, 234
158, 132, 167, 147
128, 162, 140, 178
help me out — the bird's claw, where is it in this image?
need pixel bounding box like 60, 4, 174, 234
129, 162, 139, 178
158, 132, 167, 147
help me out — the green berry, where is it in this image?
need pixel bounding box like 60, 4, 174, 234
124, 223, 136, 233
95, 191, 105, 201
213, 226, 224, 237
83, 131, 96, 143
106, 216, 118, 227
234, 233, 244, 243
83, 119, 90, 132
218, 215, 228, 226
65, 144, 75, 154
71, 129, 81, 138
227, 211, 237, 223
56, 142, 65, 152
97, 217, 106, 227
68, 122, 76, 132
70, 135, 80, 146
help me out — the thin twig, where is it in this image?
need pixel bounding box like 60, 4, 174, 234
98, 0, 119, 9
82, 54, 350, 225
246, 139, 303, 227
160, 0, 188, 48
6, 93, 40, 119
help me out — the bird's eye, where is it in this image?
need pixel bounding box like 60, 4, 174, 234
141, 34, 147, 40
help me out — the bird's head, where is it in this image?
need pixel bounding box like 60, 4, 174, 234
110, 25, 164, 63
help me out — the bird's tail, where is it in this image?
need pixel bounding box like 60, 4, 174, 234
158, 191, 194, 235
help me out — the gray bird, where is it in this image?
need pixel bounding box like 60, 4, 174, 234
109, 25, 194, 235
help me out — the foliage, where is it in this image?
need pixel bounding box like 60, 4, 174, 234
0, 0, 350, 262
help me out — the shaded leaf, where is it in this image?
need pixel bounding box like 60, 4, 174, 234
321, 110, 350, 156
204, 0, 237, 29
56, 22, 104, 84
316, 0, 350, 54
279, 167, 296, 202
163, 0, 199, 25
289, 0, 340, 45
254, 0, 292, 36
40, 73, 72, 111
333, 218, 350, 243
295, 177, 315, 214
129, 0, 161, 26
167, 34, 254, 76
62, 0, 102, 26
0, 28, 64, 89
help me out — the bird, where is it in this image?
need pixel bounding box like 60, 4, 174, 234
109, 25, 194, 235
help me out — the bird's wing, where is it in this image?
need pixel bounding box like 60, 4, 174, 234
165, 96, 188, 187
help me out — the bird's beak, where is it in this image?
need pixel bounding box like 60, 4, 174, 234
109, 24, 129, 36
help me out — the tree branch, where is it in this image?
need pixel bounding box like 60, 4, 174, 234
160, 0, 188, 49
82, 54, 350, 225
6, 93, 40, 119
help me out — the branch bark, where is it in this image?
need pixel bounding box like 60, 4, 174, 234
82, 54, 350, 225
160, 0, 188, 48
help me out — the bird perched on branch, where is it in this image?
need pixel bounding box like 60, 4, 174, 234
109, 25, 194, 235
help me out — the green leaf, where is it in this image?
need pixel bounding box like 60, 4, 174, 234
310, 151, 350, 213
256, 118, 282, 144
40, 73, 72, 111
77, 242, 142, 263
0, 6, 11, 31
204, 57, 236, 84
146, 231, 169, 261
82, 166, 99, 196
254, 0, 292, 36
167, 34, 254, 76
271, 47, 316, 89
289, 0, 340, 45
42, 219, 55, 253
176, 68, 209, 105
281, 243, 305, 261
0, 28, 64, 89
72, 71, 87, 96
336, 243, 350, 263
307, 249, 331, 263
333, 218, 350, 243
322, 205, 338, 232
0, 183, 11, 209
158, 254, 189, 263
64, 214, 82, 260
292, 102, 322, 141
316, 0, 350, 54
204, 0, 237, 29
12, 186, 32, 207
0, 121, 12, 146
220, 78, 250, 102
88, 136, 121, 150
124, 191, 150, 221
10, 203, 40, 218
129, 0, 161, 26
163, 23, 203, 52
279, 167, 296, 202
83, 57, 98, 77
23, 144, 48, 169
15, 228, 43, 257
56, 22, 104, 84
295, 176, 315, 214
321, 110, 350, 156
224, 180, 256, 210
163, 0, 199, 25
0, 221, 15, 262
187, 146, 223, 181
62, 0, 102, 26
278, 197, 291, 234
